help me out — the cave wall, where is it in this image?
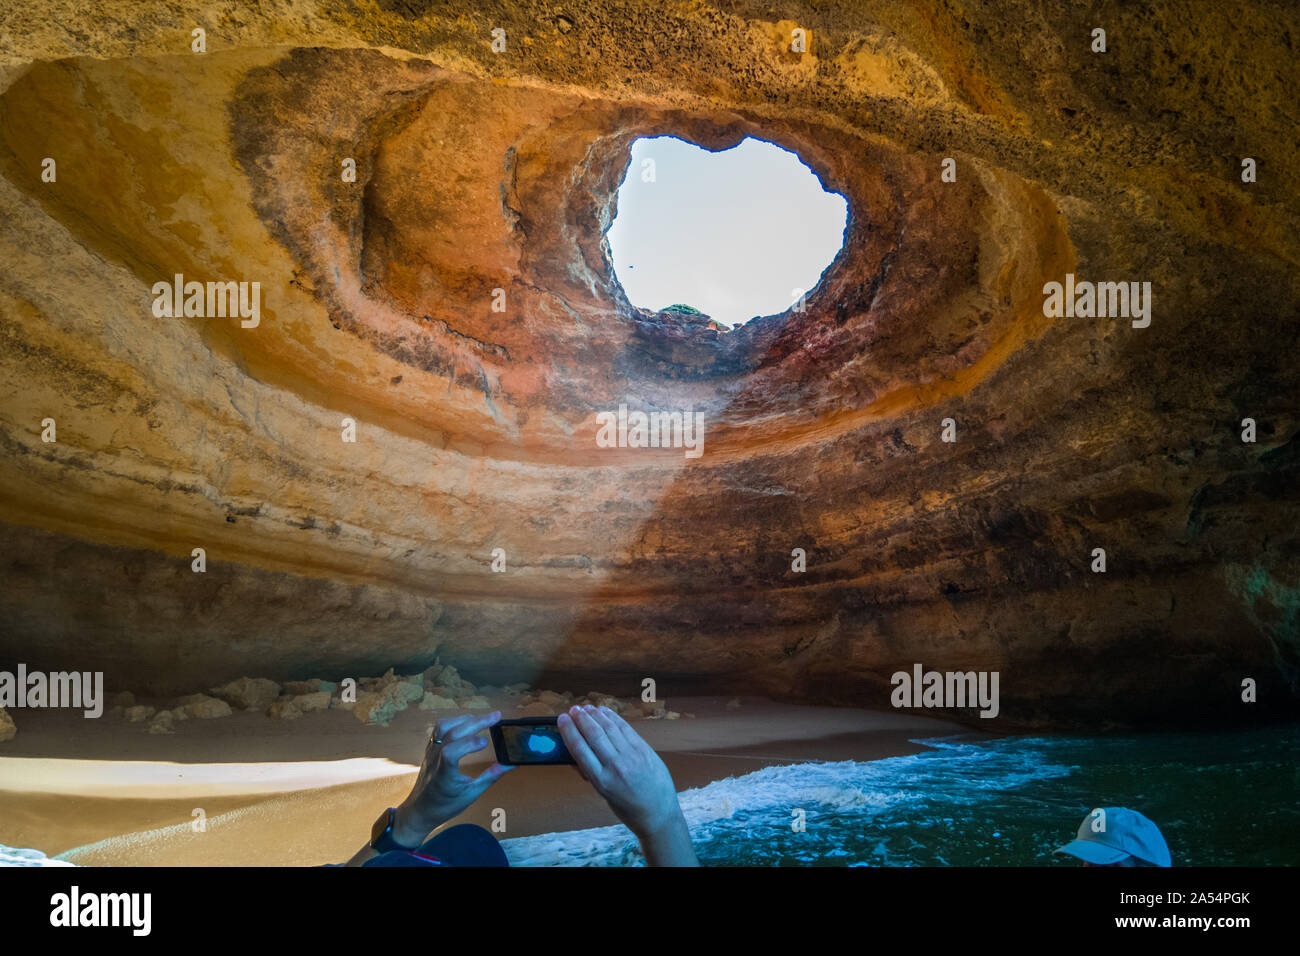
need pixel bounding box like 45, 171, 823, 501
0, 1, 1297, 727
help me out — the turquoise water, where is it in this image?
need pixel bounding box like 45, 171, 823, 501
503, 724, 1300, 866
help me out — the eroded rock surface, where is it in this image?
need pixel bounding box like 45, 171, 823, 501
0, 2, 1297, 727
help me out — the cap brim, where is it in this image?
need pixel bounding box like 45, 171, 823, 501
1056, 840, 1130, 865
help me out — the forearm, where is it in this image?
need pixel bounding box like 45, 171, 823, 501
636, 811, 698, 867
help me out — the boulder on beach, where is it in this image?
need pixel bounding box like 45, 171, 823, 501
173, 694, 233, 719
361, 669, 423, 701
515, 701, 555, 717
353, 690, 399, 726
209, 677, 282, 712
267, 699, 302, 720
394, 678, 424, 704
293, 691, 331, 713
188, 696, 233, 719
419, 692, 457, 711
352, 674, 429, 725
429, 664, 475, 698
146, 711, 175, 734
584, 692, 624, 713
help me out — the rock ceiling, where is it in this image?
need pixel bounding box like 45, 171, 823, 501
0, 2, 1296, 727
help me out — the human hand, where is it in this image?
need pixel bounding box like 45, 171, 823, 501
557, 704, 693, 854
392, 711, 512, 845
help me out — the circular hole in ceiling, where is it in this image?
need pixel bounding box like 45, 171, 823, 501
606, 135, 849, 329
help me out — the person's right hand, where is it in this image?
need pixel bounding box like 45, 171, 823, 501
557, 704, 695, 862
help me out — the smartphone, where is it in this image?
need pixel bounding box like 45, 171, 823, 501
490, 716, 576, 766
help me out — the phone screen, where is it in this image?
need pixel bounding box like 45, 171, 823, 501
492, 718, 575, 765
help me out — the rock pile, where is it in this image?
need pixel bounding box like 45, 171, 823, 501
80, 661, 691, 734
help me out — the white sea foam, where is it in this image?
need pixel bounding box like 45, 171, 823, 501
502, 736, 1073, 866
0, 844, 76, 867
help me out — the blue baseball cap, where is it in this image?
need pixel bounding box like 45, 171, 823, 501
1056, 807, 1172, 867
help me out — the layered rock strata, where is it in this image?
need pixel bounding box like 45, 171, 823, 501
0, 2, 1296, 727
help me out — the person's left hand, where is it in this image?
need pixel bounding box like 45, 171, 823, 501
392, 711, 512, 845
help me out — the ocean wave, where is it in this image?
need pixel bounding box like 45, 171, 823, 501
502, 735, 1073, 866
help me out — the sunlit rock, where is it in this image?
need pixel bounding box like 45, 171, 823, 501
0, 2, 1295, 729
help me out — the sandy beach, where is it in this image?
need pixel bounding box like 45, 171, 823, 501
0, 696, 971, 866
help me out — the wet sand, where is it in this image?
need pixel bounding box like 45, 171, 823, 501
0, 697, 974, 866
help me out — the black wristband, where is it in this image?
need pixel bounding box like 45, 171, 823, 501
370, 807, 418, 853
